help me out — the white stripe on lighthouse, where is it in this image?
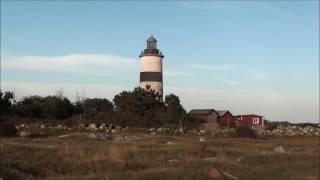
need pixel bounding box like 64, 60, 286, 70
140, 56, 162, 73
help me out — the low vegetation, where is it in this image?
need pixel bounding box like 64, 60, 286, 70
0, 133, 319, 180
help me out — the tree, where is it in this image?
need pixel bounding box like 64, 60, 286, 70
84, 98, 114, 113
113, 86, 164, 127
165, 94, 186, 125
0, 91, 15, 116
15, 95, 75, 120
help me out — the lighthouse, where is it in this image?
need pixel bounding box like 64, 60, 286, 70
139, 35, 164, 99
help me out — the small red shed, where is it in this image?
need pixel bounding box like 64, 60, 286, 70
188, 109, 218, 123
216, 110, 236, 128
236, 114, 264, 127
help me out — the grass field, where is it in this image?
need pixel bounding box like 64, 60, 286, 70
0, 131, 319, 180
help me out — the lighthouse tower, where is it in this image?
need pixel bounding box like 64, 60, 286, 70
139, 35, 164, 99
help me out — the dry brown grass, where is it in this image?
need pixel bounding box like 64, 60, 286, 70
0, 133, 319, 180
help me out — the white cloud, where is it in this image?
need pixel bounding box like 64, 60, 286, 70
165, 86, 319, 123
164, 70, 193, 77
255, 72, 272, 80
2, 81, 128, 102
190, 64, 238, 71
2, 53, 139, 76
220, 78, 240, 85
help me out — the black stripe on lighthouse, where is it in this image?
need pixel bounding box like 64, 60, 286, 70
140, 72, 162, 82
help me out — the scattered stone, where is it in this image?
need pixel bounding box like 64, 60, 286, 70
89, 123, 97, 130
166, 141, 176, 145
168, 159, 178, 163
200, 129, 206, 134
88, 133, 97, 139
56, 124, 63, 129
111, 129, 118, 134
114, 135, 124, 141
19, 131, 30, 137
150, 132, 156, 136
274, 146, 286, 153
199, 137, 206, 142
149, 128, 155, 132
20, 124, 25, 128
157, 128, 162, 132
115, 126, 121, 130
40, 124, 45, 129
208, 168, 222, 179
58, 134, 70, 138
222, 171, 239, 180
179, 128, 184, 133
203, 157, 217, 162
99, 123, 106, 130
47, 145, 55, 148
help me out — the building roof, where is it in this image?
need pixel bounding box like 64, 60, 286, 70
188, 109, 216, 115
147, 35, 157, 42
216, 110, 229, 117
236, 114, 263, 117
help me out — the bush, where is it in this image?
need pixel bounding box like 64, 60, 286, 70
235, 125, 257, 138
0, 121, 18, 137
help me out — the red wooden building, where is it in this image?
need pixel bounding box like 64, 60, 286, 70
216, 110, 236, 128
188, 109, 218, 123
188, 109, 236, 127
236, 114, 264, 127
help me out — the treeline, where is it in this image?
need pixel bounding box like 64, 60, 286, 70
0, 86, 198, 128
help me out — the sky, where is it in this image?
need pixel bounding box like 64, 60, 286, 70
1, 1, 319, 123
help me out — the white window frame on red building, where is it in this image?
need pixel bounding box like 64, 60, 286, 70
253, 117, 259, 124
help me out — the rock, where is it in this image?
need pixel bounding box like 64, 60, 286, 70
99, 123, 106, 130
166, 141, 176, 145
199, 137, 206, 142
4, 169, 26, 180
114, 135, 124, 141
168, 159, 178, 163
208, 168, 222, 179
89, 123, 97, 130
20, 124, 25, 128
111, 129, 117, 134
222, 171, 239, 180
203, 157, 217, 162
274, 146, 285, 153
19, 131, 30, 137
40, 124, 45, 129
88, 133, 97, 139
149, 128, 155, 132
157, 128, 162, 132
58, 134, 70, 138
150, 132, 156, 136
200, 130, 205, 134
179, 128, 184, 133
56, 124, 63, 129
115, 126, 121, 130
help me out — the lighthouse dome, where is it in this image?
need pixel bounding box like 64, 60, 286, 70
147, 35, 157, 42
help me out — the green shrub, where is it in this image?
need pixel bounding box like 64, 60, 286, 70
235, 124, 257, 138
0, 121, 17, 137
